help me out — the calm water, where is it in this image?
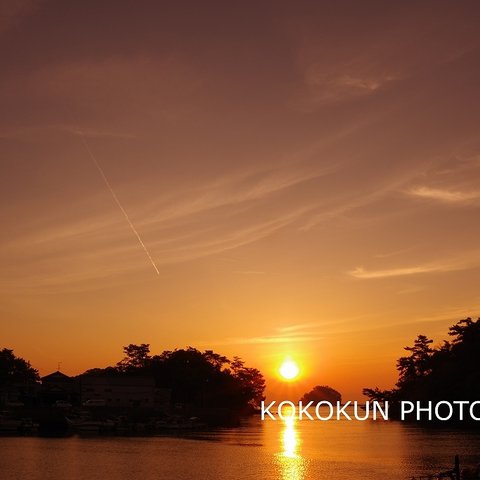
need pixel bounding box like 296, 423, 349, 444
1, 415, 480, 480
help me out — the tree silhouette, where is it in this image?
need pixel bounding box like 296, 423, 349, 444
300, 385, 342, 403
0, 348, 39, 385
363, 317, 480, 419
81, 345, 266, 411
116, 343, 151, 371
396, 334, 433, 387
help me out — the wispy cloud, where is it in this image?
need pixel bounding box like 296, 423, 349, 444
407, 186, 480, 204
276, 323, 319, 333
410, 306, 480, 325
0, 158, 324, 293
134, 164, 334, 229
350, 264, 451, 279
150, 209, 308, 265
349, 251, 480, 279
338, 74, 392, 91
203, 304, 480, 348
300, 158, 435, 231
293, 63, 398, 110
201, 322, 323, 346
212, 334, 325, 345
206, 318, 370, 346
0, 210, 306, 293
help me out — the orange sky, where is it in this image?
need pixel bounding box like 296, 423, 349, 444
1, 2, 480, 400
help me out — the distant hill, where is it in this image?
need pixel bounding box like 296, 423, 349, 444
300, 385, 342, 403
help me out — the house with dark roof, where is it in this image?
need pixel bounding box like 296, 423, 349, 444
41, 371, 78, 405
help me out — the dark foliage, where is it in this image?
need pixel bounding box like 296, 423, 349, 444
300, 385, 342, 403
81, 344, 266, 411
363, 318, 480, 407
0, 348, 39, 385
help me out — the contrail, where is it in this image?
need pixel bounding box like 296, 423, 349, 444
77, 129, 160, 275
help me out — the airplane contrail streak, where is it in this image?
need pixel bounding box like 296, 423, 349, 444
77, 129, 160, 275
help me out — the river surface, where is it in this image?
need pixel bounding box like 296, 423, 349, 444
1, 414, 480, 480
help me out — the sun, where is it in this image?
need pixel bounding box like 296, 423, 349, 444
279, 357, 300, 381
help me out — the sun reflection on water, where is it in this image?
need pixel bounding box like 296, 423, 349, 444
278, 408, 307, 480
282, 415, 298, 458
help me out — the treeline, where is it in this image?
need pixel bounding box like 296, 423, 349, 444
363, 317, 480, 419
85, 344, 266, 411
0, 344, 265, 412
